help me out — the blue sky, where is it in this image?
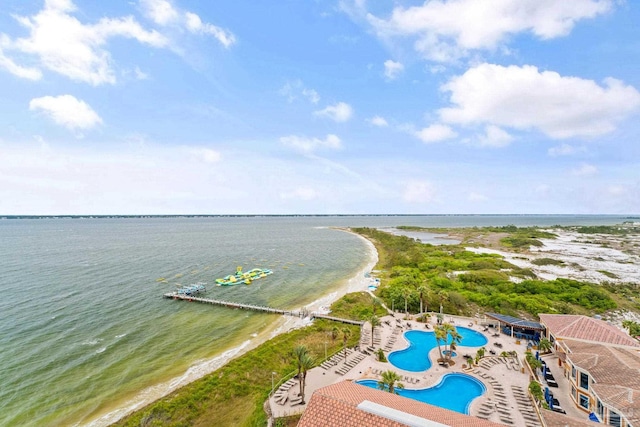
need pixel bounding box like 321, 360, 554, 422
1, 0, 639, 215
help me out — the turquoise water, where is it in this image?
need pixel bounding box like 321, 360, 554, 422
388, 327, 488, 372
0, 215, 625, 426
357, 373, 486, 414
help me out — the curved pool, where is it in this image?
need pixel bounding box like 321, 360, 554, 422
389, 326, 488, 372
357, 373, 485, 414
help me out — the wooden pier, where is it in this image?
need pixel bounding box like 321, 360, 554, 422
163, 292, 364, 326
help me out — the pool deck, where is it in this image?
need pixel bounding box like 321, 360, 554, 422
269, 313, 543, 426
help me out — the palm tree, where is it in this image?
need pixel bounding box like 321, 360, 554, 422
299, 353, 315, 404
417, 284, 429, 315
402, 287, 413, 317
434, 324, 446, 362
369, 315, 381, 347
341, 327, 352, 364
538, 337, 552, 354
293, 345, 308, 395
377, 370, 404, 394
330, 326, 339, 341
439, 323, 461, 363
475, 347, 486, 364
438, 290, 448, 314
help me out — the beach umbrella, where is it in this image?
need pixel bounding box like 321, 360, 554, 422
535, 351, 539, 360
588, 412, 600, 423
544, 387, 550, 403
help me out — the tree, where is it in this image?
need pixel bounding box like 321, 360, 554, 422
299, 353, 315, 404
529, 380, 543, 403
293, 345, 308, 395
402, 287, 413, 317
622, 320, 640, 337
438, 290, 449, 314
434, 324, 446, 362
442, 323, 462, 363
341, 327, 352, 364
378, 370, 404, 394
330, 326, 339, 341
475, 347, 486, 364
538, 337, 552, 354
369, 315, 381, 347
417, 284, 429, 314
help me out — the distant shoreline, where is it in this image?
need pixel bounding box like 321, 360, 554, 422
2, 214, 637, 220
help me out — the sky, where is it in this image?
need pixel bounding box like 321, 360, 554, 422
1, 0, 639, 215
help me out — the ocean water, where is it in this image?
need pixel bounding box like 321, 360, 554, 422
0, 215, 628, 426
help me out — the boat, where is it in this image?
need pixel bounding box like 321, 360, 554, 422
215, 266, 273, 286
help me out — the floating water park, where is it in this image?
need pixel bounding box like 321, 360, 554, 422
215, 266, 273, 286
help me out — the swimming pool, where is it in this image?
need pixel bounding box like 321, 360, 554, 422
388, 326, 488, 372
357, 373, 485, 414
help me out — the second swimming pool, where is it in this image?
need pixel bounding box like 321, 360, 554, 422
357, 373, 486, 414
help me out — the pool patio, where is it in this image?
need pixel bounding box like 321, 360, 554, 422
269, 312, 542, 426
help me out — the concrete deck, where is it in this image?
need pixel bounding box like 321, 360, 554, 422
269, 312, 546, 425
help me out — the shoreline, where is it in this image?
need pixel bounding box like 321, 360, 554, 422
89, 228, 378, 427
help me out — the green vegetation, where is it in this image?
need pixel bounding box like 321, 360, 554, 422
622, 320, 640, 337
114, 300, 363, 427
531, 258, 564, 266
377, 370, 404, 394
598, 270, 619, 279
528, 380, 543, 403
353, 227, 621, 318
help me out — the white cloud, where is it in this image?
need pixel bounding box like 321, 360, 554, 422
0, 38, 42, 80
384, 59, 404, 80
403, 180, 436, 203
134, 66, 148, 80
607, 185, 626, 196
189, 147, 222, 163
279, 80, 320, 104
415, 123, 457, 143
368, 115, 388, 127
571, 163, 598, 176
140, 0, 179, 26
280, 134, 342, 154
366, 0, 614, 62
140, 0, 236, 48
468, 192, 488, 202
548, 143, 585, 157
439, 63, 640, 139
476, 125, 513, 147
6, 0, 167, 85
29, 94, 102, 131
184, 12, 235, 48
314, 102, 353, 122
280, 187, 318, 201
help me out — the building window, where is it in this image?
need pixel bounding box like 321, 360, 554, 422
571, 385, 577, 400
580, 372, 589, 390
579, 394, 589, 409
609, 410, 621, 427
571, 365, 576, 379
597, 399, 604, 419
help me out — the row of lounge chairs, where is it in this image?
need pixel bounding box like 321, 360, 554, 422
370, 368, 421, 385
335, 351, 366, 375
320, 350, 349, 370
512, 385, 541, 427
273, 378, 298, 406
478, 356, 520, 371
383, 327, 401, 351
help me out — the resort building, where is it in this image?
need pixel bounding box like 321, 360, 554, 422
539, 314, 640, 426
298, 381, 503, 427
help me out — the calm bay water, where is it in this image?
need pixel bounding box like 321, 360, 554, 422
0, 215, 628, 426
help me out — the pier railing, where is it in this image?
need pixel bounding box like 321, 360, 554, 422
163, 292, 364, 326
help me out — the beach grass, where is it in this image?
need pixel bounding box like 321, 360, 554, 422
113, 317, 360, 427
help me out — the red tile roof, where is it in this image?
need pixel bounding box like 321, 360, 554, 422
539, 314, 639, 347
297, 381, 503, 427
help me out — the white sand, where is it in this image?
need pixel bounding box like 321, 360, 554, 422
85, 229, 378, 427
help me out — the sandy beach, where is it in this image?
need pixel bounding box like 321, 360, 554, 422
87, 230, 378, 427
